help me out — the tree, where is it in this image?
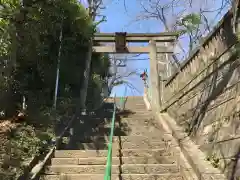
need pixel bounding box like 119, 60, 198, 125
176, 13, 202, 53
78, 0, 105, 114
107, 54, 141, 95
0, 1, 111, 178
122, 0, 231, 62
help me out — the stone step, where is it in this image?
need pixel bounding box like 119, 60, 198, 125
116, 99, 144, 102
41, 173, 183, 180
122, 106, 146, 110
119, 118, 158, 123
121, 148, 179, 157
74, 135, 173, 143
70, 141, 169, 150
122, 164, 179, 174
54, 150, 117, 158
122, 101, 145, 105
82, 130, 165, 137
120, 109, 150, 113
119, 117, 155, 122
88, 119, 160, 128
44, 165, 120, 174
51, 155, 178, 165
44, 164, 179, 174
119, 120, 162, 128
73, 123, 163, 136
80, 127, 129, 136
121, 142, 171, 149
51, 157, 120, 165
117, 104, 146, 108
119, 112, 152, 117
122, 125, 164, 133
54, 148, 178, 158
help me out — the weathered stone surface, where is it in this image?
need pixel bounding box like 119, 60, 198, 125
41, 97, 184, 180
159, 7, 240, 179
67, 141, 172, 150
158, 113, 227, 180
121, 148, 179, 157
70, 135, 173, 144
121, 164, 179, 174
41, 173, 183, 180
121, 141, 171, 149
54, 150, 119, 158
44, 165, 120, 174
51, 155, 177, 166
44, 164, 178, 175
51, 157, 119, 165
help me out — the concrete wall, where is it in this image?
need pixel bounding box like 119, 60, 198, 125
161, 9, 240, 179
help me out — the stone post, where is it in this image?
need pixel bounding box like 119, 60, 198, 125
149, 40, 161, 111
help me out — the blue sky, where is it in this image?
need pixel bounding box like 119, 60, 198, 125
97, 0, 159, 97
80, 0, 229, 97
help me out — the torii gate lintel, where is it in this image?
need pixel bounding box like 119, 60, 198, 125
92, 32, 178, 54
92, 32, 178, 111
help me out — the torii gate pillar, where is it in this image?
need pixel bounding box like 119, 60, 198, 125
149, 40, 161, 111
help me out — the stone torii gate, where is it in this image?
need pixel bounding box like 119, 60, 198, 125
93, 32, 178, 111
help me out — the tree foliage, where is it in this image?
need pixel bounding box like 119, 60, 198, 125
0, 0, 110, 178
176, 13, 202, 52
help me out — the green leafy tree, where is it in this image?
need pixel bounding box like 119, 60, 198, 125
0, 0, 111, 178
176, 13, 202, 53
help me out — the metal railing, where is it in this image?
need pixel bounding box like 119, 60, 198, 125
104, 94, 117, 180
117, 86, 128, 111
104, 87, 129, 180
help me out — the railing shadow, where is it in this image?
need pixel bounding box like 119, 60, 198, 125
188, 55, 240, 136
172, 26, 240, 178
58, 102, 134, 151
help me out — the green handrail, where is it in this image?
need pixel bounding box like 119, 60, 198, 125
104, 95, 117, 180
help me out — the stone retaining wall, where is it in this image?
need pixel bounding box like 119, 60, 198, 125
161, 8, 240, 179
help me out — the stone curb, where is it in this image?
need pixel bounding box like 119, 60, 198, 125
156, 113, 227, 180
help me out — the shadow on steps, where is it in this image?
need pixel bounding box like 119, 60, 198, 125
57, 102, 138, 150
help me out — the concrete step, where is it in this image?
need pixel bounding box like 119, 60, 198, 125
44, 164, 179, 174
70, 141, 170, 150
80, 122, 163, 135
54, 150, 118, 158
121, 148, 179, 157
122, 125, 164, 133
116, 99, 144, 103
121, 142, 171, 149
51, 157, 120, 165
74, 135, 173, 143
122, 164, 179, 174
51, 155, 178, 166
121, 105, 146, 110
88, 119, 160, 128
125, 110, 151, 113
81, 127, 129, 136
44, 165, 120, 174
119, 120, 162, 128
54, 148, 178, 158
41, 173, 183, 180
119, 113, 152, 118
118, 135, 173, 143
81, 130, 167, 138
119, 117, 157, 122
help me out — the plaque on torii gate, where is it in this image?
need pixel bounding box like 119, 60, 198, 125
115, 32, 127, 53
92, 31, 178, 111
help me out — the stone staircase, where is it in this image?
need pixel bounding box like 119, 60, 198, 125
40, 96, 184, 180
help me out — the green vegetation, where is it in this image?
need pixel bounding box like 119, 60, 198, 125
0, 0, 110, 179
